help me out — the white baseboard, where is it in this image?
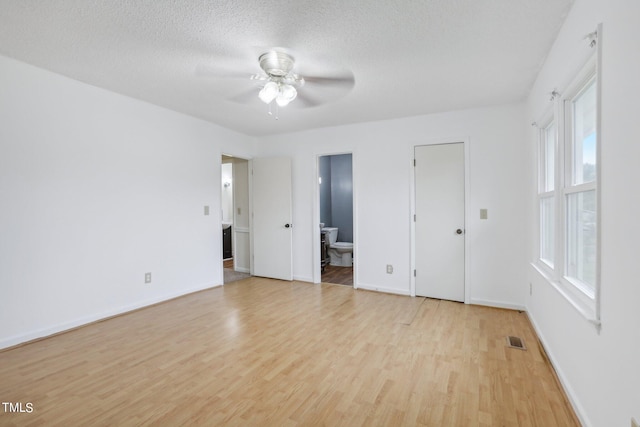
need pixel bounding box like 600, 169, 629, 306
234, 267, 250, 273
469, 298, 526, 311
293, 275, 313, 283
0, 282, 222, 350
355, 283, 411, 296
526, 311, 591, 427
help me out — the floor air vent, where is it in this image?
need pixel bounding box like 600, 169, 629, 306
507, 336, 526, 350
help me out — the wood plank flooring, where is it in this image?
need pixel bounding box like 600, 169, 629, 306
321, 264, 353, 286
0, 278, 578, 426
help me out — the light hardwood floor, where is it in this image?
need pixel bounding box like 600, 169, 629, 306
322, 264, 353, 286
0, 278, 578, 426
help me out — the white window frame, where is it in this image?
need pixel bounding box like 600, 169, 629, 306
536, 110, 557, 271
532, 27, 601, 327
558, 57, 599, 316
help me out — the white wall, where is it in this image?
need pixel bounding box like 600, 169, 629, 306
525, 0, 640, 425
257, 104, 528, 306
0, 54, 255, 348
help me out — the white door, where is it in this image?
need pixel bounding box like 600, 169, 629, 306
415, 143, 465, 301
252, 157, 293, 281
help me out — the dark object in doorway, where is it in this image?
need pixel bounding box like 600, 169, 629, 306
223, 225, 232, 259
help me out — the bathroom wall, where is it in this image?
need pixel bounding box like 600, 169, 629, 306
319, 156, 332, 227
319, 154, 353, 242
330, 154, 353, 242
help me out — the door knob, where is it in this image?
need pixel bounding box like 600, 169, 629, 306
456, 228, 464, 235
285, 223, 291, 228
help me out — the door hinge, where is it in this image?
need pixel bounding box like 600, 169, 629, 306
413, 159, 416, 167
413, 214, 416, 222
413, 269, 417, 277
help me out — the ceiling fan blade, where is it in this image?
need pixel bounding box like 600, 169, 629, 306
302, 72, 355, 89
228, 87, 259, 104
291, 71, 355, 107
295, 91, 324, 108
195, 63, 250, 79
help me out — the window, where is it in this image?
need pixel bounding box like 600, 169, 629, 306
564, 77, 597, 295
538, 121, 556, 267
534, 50, 600, 324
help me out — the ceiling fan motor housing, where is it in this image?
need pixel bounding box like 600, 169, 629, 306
259, 51, 295, 78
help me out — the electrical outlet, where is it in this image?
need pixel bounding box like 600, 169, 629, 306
632, 417, 639, 427
386, 264, 393, 274
480, 208, 488, 219
145, 272, 152, 283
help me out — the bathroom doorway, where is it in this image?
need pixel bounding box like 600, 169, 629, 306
221, 155, 251, 283
318, 153, 354, 286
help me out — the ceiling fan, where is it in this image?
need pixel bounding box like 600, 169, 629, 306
252, 51, 304, 107
198, 48, 355, 111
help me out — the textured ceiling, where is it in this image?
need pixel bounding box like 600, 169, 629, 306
0, 0, 574, 136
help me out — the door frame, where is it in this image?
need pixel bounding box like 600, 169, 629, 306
312, 151, 357, 287
410, 137, 470, 301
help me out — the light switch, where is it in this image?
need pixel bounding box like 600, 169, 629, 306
204, 205, 210, 216
237, 207, 241, 215
480, 209, 488, 220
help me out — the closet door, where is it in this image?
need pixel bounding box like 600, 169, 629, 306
251, 157, 293, 281
414, 143, 465, 301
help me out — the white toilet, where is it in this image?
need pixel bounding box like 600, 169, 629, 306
322, 227, 353, 267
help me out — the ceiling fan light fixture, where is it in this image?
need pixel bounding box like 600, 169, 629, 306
275, 95, 290, 107
258, 81, 279, 104
276, 84, 297, 107
257, 50, 303, 110
282, 83, 297, 99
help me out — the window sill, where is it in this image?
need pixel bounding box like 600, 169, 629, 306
531, 262, 601, 329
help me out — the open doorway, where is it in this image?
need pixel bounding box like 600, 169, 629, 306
221, 155, 251, 283
318, 153, 354, 286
